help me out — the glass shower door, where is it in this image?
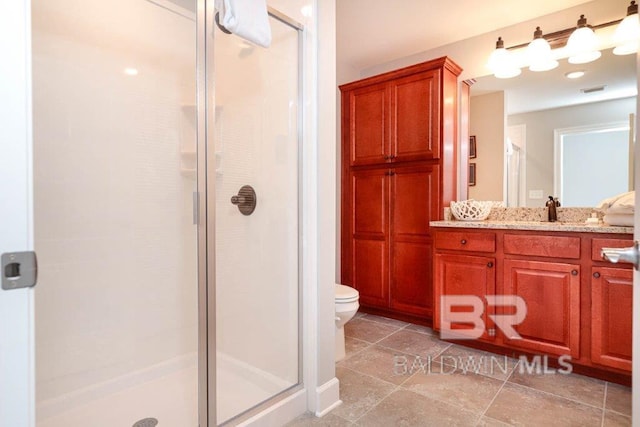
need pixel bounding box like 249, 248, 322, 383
32, 1, 199, 426
213, 12, 301, 425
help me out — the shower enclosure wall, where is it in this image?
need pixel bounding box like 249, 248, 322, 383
28, 0, 332, 426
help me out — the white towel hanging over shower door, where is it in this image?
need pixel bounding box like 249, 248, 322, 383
215, 0, 272, 48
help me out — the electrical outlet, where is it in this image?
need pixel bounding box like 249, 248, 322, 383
529, 190, 544, 199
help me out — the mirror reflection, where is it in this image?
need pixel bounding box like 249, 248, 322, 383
470, 48, 637, 207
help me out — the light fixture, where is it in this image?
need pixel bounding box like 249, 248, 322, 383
526, 27, 558, 72
613, 1, 640, 55
123, 68, 139, 76
565, 70, 585, 79
487, 37, 521, 79
566, 15, 602, 64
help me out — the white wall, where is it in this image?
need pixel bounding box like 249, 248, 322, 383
32, 0, 197, 414
469, 92, 506, 201
509, 97, 636, 206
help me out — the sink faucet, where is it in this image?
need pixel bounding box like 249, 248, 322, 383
546, 196, 560, 222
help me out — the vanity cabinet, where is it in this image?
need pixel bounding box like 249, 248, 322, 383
434, 253, 496, 342
502, 259, 581, 358
341, 57, 462, 321
433, 227, 633, 381
590, 238, 634, 372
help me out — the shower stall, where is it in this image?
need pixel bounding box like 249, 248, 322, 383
27, 0, 314, 425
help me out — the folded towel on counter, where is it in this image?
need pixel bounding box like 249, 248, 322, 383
603, 213, 635, 227
598, 191, 635, 215
215, 0, 272, 48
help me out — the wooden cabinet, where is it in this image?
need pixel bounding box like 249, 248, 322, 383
433, 227, 633, 382
347, 165, 440, 315
349, 168, 389, 307
341, 57, 462, 321
503, 259, 580, 358
591, 267, 633, 371
434, 253, 496, 341
346, 69, 440, 166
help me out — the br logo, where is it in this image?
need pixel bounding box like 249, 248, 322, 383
440, 295, 527, 340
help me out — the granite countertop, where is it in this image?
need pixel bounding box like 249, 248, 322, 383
433, 206, 634, 234
430, 220, 634, 234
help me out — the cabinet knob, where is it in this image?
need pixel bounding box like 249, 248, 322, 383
384, 155, 390, 160
593, 272, 601, 279
571, 270, 579, 276
460, 239, 467, 245
389, 171, 395, 176
390, 155, 396, 160
487, 262, 494, 268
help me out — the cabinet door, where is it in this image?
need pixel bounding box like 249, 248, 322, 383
390, 70, 440, 161
591, 267, 632, 371
390, 165, 440, 317
503, 260, 580, 357
348, 83, 389, 166
350, 169, 390, 307
434, 253, 496, 341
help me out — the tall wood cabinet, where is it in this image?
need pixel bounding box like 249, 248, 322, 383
340, 57, 462, 320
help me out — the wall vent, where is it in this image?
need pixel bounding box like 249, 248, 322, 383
580, 85, 607, 94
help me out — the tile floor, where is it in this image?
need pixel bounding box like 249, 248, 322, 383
288, 312, 632, 427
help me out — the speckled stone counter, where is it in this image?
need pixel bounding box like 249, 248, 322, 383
433, 206, 633, 234
430, 220, 633, 234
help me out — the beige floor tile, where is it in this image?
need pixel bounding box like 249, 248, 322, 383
401, 362, 503, 414
355, 389, 478, 427
476, 416, 514, 426
344, 336, 371, 359
404, 323, 436, 335
508, 370, 605, 407
333, 367, 396, 422
603, 410, 632, 427
361, 313, 408, 328
337, 344, 414, 385
285, 412, 352, 426
344, 318, 400, 343
606, 383, 632, 416
354, 310, 366, 319
376, 329, 451, 357
485, 383, 603, 426
438, 344, 518, 381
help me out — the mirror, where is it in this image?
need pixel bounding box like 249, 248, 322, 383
469, 47, 637, 207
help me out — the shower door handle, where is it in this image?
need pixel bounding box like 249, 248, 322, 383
230, 185, 257, 216
1, 251, 37, 290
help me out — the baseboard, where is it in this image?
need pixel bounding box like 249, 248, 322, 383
314, 377, 342, 417
238, 388, 307, 427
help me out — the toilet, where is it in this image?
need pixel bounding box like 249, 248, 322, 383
335, 283, 360, 361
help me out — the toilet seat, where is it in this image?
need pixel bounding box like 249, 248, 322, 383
335, 284, 359, 303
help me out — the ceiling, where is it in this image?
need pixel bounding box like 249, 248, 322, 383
337, 0, 593, 72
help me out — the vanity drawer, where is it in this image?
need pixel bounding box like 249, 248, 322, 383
435, 231, 496, 253
592, 238, 634, 262
504, 234, 580, 259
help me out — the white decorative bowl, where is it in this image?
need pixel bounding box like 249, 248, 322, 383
450, 200, 492, 221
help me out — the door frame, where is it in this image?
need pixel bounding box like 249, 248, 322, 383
0, 1, 35, 426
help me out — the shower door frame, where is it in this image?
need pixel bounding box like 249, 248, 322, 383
197, 2, 306, 425
0, 1, 35, 426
